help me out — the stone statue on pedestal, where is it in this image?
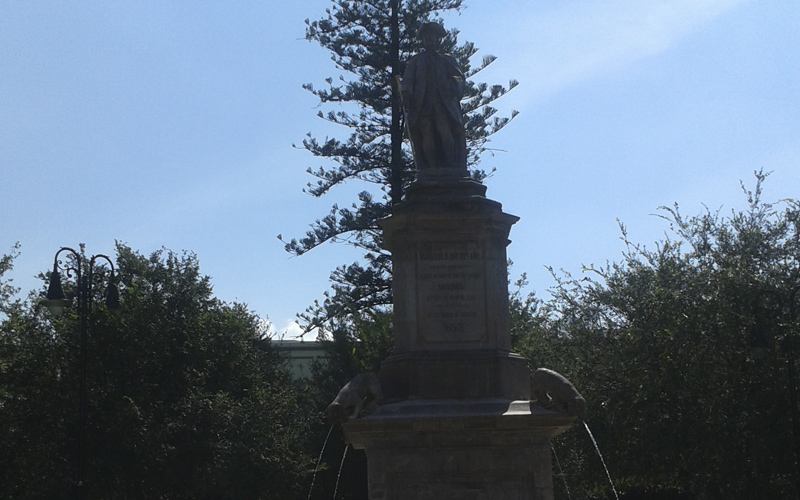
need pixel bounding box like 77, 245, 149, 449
401, 22, 467, 173
337, 21, 579, 499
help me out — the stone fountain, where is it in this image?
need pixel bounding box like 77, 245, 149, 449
332, 21, 580, 500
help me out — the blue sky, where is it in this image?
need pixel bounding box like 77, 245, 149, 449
2, 0, 798, 338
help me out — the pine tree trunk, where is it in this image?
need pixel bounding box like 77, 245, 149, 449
389, 0, 404, 207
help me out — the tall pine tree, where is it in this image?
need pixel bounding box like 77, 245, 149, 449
283, 0, 518, 334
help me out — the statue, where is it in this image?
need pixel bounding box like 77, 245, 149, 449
401, 22, 468, 173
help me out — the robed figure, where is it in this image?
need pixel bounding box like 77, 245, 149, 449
401, 22, 468, 173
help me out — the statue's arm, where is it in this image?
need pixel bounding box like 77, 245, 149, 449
400, 59, 417, 104
443, 55, 465, 95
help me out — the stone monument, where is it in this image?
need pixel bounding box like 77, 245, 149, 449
338, 22, 578, 500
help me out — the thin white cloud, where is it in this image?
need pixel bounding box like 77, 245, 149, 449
275, 318, 315, 341
495, 0, 749, 106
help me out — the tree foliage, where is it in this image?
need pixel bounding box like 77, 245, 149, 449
283, 0, 517, 334
0, 244, 312, 500
513, 171, 800, 499
297, 310, 393, 500
0, 243, 20, 312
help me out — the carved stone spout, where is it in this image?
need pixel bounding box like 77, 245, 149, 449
531, 368, 587, 420
326, 372, 384, 423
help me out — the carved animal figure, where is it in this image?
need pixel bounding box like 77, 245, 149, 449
531, 368, 587, 420
326, 372, 384, 423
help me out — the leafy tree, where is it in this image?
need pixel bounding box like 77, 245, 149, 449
0, 244, 312, 500
513, 171, 800, 499
283, 0, 517, 334
0, 243, 20, 312
297, 310, 393, 500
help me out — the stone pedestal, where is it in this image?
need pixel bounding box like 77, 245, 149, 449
344, 176, 574, 499
378, 178, 527, 402
380, 349, 530, 401
381, 179, 515, 352
344, 400, 574, 500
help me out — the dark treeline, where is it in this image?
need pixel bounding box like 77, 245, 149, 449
511, 171, 800, 499
2, 173, 798, 499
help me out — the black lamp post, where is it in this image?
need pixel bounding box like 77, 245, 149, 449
46, 247, 119, 500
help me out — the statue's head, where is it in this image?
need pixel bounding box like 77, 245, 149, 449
417, 22, 446, 48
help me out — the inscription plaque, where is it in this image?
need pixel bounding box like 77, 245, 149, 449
417, 241, 486, 343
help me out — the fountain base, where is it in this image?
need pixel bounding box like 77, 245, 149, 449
343, 399, 574, 500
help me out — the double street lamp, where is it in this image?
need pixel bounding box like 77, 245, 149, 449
46, 246, 119, 500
